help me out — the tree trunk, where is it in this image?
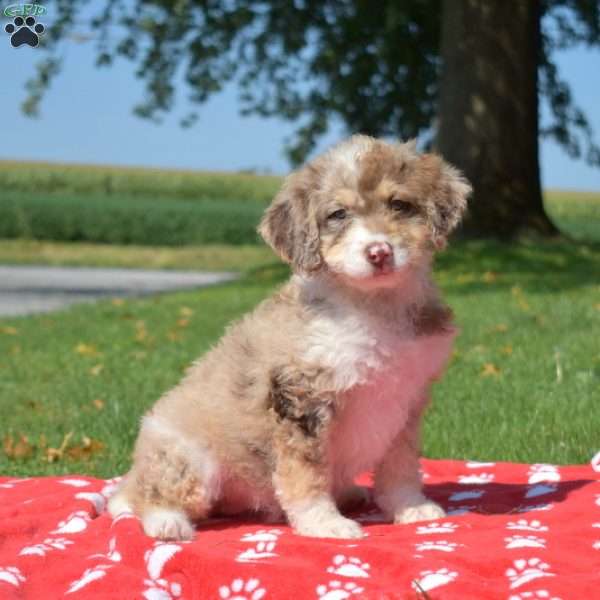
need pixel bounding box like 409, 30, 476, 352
436, 0, 558, 237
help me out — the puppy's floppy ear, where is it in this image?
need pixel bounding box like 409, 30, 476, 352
258, 168, 322, 272
421, 154, 472, 248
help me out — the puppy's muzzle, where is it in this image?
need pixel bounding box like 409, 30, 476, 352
365, 242, 393, 270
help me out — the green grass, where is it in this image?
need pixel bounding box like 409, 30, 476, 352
0, 191, 267, 246
0, 239, 274, 271
1, 239, 599, 478
545, 189, 600, 242
0, 160, 280, 202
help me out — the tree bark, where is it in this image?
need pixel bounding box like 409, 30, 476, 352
436, 0, 558, 237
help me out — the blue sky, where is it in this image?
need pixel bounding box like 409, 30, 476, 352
1, 12, 599, 190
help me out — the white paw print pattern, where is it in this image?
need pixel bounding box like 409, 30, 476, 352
591, 449, 600, 473
66, 564, 113, 594
505, 535, 546, 549
218, 578, 265, 600
525, 484, 558, 499
326, 555, 370, 578
508, 590, 562, 600
415, 540, 458, 553
528, 464, 561, 484
237, 529, 282, 562
593, 540, 600, 550
316, 580, 364, 599
416, 522, 458, 535
145, 543, 183, 580
412, 568, 458, 592
505, 558, 555, 589
51, 510, 91, 534
75, 491, 107, 514
59, 478, 91, 488
448, 489, 485, 502
143, 578, 182, 600
465, 461, 496, 468
458, 473, 494, 485
89, 537, 122, 563
507, 519, 548, 532
0, 478, 30, 489
595, 494, 600, 508
20, 537, 74, 556
0, 566, 25, 587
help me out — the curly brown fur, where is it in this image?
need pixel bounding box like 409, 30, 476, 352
108, 135, 471, 540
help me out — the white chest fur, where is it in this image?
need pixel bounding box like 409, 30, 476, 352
300, 292, 456, 487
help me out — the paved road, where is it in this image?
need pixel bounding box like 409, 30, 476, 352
0, 266, 238, 317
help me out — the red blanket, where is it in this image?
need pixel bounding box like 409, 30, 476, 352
1, 457, 599, 599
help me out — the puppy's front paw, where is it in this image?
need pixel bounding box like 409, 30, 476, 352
295, 515, 364, 539
394, 500, 445, 524
142, 508, 194, 541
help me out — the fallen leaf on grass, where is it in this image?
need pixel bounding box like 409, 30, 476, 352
75, 343, 99, 357
167, 330, 182, 342
456, 273, 476, 284
481, 363, 501, 377
511, 285, 530, 311
135, 320, 148, 342
3, 434, 34, 460
179, 306, 194, 317
66, 436, 104, 461
45, 432, 73, 463
89, 364, 104, 376
491, 323, 508, 333
501, 345, 513, 355
176, 318, 190, 328
482, 271, 499, 283
111, 298, 125, 306
594, 303, 600, 311
1, 326, 18, 335
92, 398, 105, 411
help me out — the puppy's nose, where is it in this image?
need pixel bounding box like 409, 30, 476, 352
365, 242, 393, 267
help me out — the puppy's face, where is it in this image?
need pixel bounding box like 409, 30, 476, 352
259, 136, 471, 290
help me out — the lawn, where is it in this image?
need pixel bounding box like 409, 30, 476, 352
1, 237, 599, 478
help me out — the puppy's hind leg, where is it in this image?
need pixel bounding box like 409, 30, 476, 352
109, 416, 219, 541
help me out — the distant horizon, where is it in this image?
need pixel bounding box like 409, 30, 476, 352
0, 16, 598, 191
2, 157, 598, 194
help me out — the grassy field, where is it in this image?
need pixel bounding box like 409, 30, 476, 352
1, 238, 599, 478
0, 240, 274, 271
545, 189, 600, 242
0, 160, 279, 202
1, 159, 599, 244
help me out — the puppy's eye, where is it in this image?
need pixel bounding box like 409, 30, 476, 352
389, 198, 418, 216
327, 208, 347, 220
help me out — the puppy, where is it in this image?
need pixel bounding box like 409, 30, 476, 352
108, 135, 471, 540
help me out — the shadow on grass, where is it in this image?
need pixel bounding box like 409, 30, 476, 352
436, 238, 600, 294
